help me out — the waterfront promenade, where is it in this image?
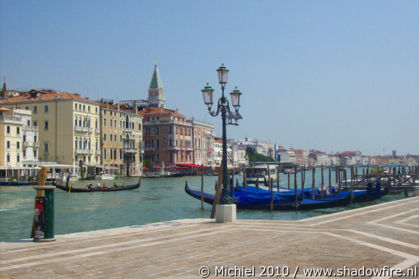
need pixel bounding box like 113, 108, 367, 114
1, 196, 418, 278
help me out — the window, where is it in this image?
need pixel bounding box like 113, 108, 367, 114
23, 150, 26, 158
138, 123, 141, 130
44, 143, 48, 152
114, 149, 117, 159
104, 148, 107, 160
25, 106, 29, 110
17, 155, 20, 163
79, 104, 81, 110
95, 107, 98, 113
83, 105, 85, 111
23, 135, 26, 142
110, 119, 112, 127
33, 121, 37, 127
75, 139, 77, 150
114, 120, 116, 127
120, 135, 122, 142
6, 126, 10, 134
157, 139, 160, 148
75, 103, 78, 110
34, 150, 37, 158
103, 119, 106, 126
75, 117, 77, 127
33, 106, 37, 114
34, 135, 37, 142
88, 106, 90, 112
7, 154, 10, 163
27, 120, 30, 126
103, 134, 107, 141
95, 119, 98, 129
110, 135, 112, 142
114, 135, 116, 141
17, 142, 20, 149
17, 127, 20, 135
44, 121, 49, 130
120, 149, 122, 160
6, 141, 10, 149
44, 105, 48, 112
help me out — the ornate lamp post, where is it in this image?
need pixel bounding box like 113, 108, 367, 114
201, 64, 243, 205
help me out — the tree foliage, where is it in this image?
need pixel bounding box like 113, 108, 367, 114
246, 147, 275, 163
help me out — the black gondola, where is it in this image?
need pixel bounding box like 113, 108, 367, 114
53, 181, 140, 192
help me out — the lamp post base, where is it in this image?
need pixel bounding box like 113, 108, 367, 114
215, 204, 236, 223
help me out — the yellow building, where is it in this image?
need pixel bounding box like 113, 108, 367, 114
100, 101, 143, 176
1, 90, 100, 175
0, 107, 23, 167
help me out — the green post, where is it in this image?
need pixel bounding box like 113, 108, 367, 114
33, 186, 56, 242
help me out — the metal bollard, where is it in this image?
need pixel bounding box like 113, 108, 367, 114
32, 166, 56, 242
32, 186, 56, 242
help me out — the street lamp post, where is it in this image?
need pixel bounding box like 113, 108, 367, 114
201, 64, 243, 206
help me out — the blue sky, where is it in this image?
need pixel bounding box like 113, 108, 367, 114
1, 0, 418, 155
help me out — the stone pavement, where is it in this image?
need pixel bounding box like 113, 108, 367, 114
1, 197, 418, 278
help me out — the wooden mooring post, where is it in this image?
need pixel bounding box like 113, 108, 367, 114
287, 172, 290, 189
294, 166, 298, 206
276, 167, 280, 191
270, 178, 274, 211
200, 166, 204, 209
328, 167, 332, 187
243, 168, 247, 193
301, 168, 305, 201
312, 167, 316, 199
321, 165, 324, 191
256, 170, 260, 192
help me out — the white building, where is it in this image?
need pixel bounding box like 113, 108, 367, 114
240, 138, 275, 159
13, 109, 39, 171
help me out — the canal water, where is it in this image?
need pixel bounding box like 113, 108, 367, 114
0, 173, 408, 242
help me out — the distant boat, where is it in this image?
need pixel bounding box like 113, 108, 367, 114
53, 181, 140, 192
96, 173, 116, 180
245, 164, 278, 185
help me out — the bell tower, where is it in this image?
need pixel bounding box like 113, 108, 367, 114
147, 62, 165, 108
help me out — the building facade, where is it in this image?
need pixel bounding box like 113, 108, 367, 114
0, 108, 23, 168
1, 90, 101, 174
190, 119, 214, 167
99, 101, 143, 176
141, 107, 193, 166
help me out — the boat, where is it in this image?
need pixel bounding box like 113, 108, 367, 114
233, 185, 352, 209
185, 182, 351, 210
0, 180, 32, 186
96, 173, 116, 180
53, 181, 140, 192
142, 171, 183, 178
185, 183, 296, 210
245, 164, 278, 185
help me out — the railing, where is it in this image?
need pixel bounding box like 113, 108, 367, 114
75, 149, 94, 155
24, 125, 38, 131
75, 126, 93, 133
0, 115, 21, 123
124, 148, 137, 154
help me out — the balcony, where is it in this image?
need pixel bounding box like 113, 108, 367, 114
124, 148, 137, 154
75, 149, 94, 155
75, 126, 93, 133
95, 129, 100, 134
0, 115, 21, 123
24, 125, 38, 132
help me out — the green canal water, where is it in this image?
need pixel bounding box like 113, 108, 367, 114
0, 174, 408, 242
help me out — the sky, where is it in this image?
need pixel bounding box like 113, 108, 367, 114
1, 0, 418, 155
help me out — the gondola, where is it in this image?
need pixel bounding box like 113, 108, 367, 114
53, 181, 140, 192
184, 183, 351, 210
185, 182, 296, 210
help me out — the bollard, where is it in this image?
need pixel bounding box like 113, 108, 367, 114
32, 167, 56, 242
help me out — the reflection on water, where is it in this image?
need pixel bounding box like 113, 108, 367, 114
0, 174, 409, 241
